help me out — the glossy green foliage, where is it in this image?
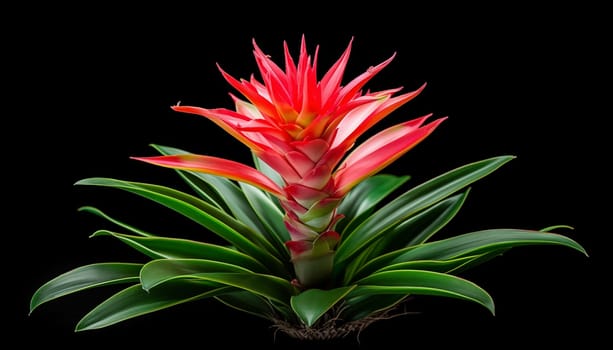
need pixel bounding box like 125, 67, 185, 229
30, 153, 588, 332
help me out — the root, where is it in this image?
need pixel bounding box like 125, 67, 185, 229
270, 304, 416, 341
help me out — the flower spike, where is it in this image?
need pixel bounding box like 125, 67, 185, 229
141, 37, 445, 288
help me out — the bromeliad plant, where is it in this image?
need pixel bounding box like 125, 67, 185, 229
30, 36, 587, 340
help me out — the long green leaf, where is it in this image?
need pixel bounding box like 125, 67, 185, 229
30, 263, 142, 314
336, 174, 410, 234
388, 229, 588, 263
343, 191, 470, 283
215, 291, 281, 320
76, 281, 232, 331
168, 272, 295, 306
444, 249, 508, 275
388, 190, 470, 248
357, 229, 587, 278
240, 182, 289, 260
341, 294, 409, 322
178, 172, 233, 212
78, 178, 255, 245
139, 259, 255, 291
75, 177, 288, 278
152, 147, 290, 263
91, 230, 268, 273
335, 155, 515, 267
374, 255, 486, 274
351, 270, 495, 315
290, 286, 356, 327
79, 206, 154, 237
338, 240, 382, 285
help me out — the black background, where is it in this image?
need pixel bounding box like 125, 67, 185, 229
8, 3, 607, 348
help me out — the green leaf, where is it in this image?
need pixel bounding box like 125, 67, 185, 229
174, 272, 295, 306
240, 182, 290, 259
445, 249, 508, 275
351, 270, 495, 315
75, 177, 288, 278
215, 291, 280, 320
391, 190, 470, 247
177, 171, 234, 212
76, 281, 231, 331
375, 255, 487, 274
358, 229, 587, 278
388, 229, 588, 263
336, 174, 410, 234
541, 224, 574, 232
341, 294, 409, 322
339, 241, 381, 285
335, 155, 515, 267
290, 286, 356, 327
79, 206, 154, 237
30, 263, 142, 314
344, 190, 470, 283
139, 259, 255, 291
137, 258, 294, 306
91, 230, 268, 273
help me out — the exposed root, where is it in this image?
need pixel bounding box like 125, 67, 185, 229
270, 304, 416, 341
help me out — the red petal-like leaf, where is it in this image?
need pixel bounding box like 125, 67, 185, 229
332, 84, 427, 149
285, 183, 329, 208
334, 53, 397, 109
131, 154, 285, 198
285, 150, 315, 177
216, 64, 282, 123
171, 105, 263, 153
319, 37, 353, 109
334, 117, 446, 195
285, 240, 312, 257
291, 138, 330, 163
258, 152, 302, 184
